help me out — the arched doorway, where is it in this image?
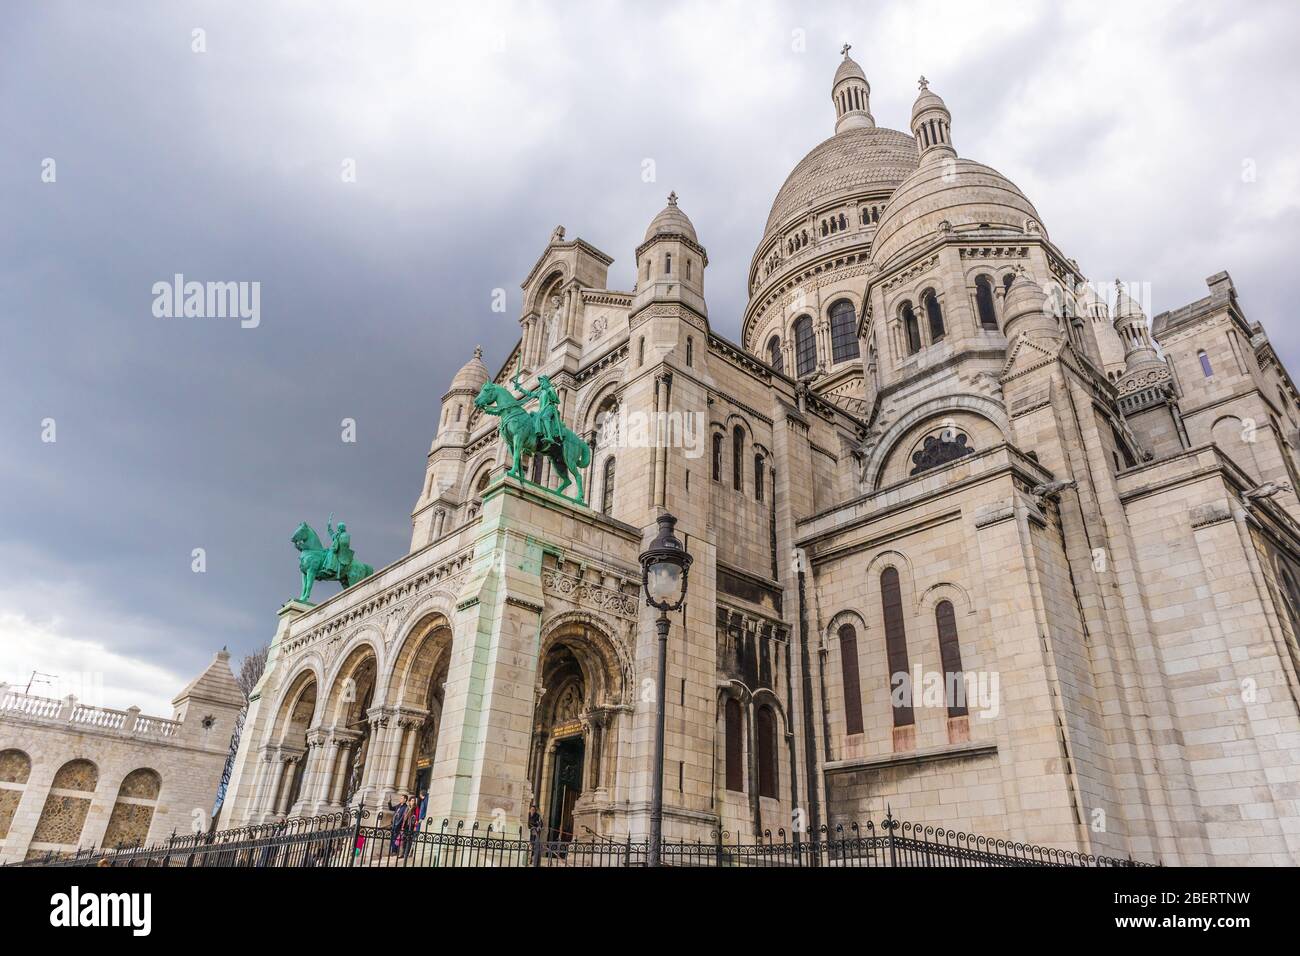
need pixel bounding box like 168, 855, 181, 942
388, 615, 453, 802
531, 621, 627, 841
267, 674, 316, 818
327, 648, 378, 809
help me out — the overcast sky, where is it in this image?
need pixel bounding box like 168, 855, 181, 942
3, 0, 1298, 714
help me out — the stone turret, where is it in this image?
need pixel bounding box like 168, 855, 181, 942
1002, 269, 1058, 344
1113, 280, 1162, 372
631, 192, 708, 322
910, 75, 955, 163
832, 44, 874, 133
171, 648, 245, 750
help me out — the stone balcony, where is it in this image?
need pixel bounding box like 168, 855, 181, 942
0, 686, 180, 740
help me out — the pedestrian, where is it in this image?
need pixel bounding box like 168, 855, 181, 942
401, 795, 419, 859
387, 794, 409, 854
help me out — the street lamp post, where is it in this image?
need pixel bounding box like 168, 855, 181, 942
638, 512, 692, 868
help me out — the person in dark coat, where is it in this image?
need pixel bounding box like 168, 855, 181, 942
386, 795, 409, 853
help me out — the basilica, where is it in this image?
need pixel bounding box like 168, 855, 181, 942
219, 50, 1300, 865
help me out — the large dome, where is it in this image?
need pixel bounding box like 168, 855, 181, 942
869, 158, 1044, 268
763, 125, 918, 237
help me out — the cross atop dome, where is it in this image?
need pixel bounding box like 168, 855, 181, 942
667, 190, 678, 206
841, 42, 852, 57
918, 75, 929, 91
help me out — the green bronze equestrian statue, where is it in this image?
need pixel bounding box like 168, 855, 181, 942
291, 514, 375, 603
473, 372, 591, 504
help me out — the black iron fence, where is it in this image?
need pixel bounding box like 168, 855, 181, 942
15, 808, 1153, 868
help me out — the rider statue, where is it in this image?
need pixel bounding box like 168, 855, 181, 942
511, 372, 562, 449
322, 513, 354, 578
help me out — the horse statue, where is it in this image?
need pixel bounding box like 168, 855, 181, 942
473, 378, 591, 504
291, 520, 375, 604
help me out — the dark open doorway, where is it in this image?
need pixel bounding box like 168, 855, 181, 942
547, 736, 585, 841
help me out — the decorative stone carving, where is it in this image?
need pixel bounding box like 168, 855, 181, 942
542, 567, 638, 620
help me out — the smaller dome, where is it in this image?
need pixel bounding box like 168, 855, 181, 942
450, 345, 489, 393
1114, 280, 1145, 319
912, 89, 947, 121
870, 158, 1045, 268
1004, 271, 1046, 320
834, 53, 867, 87
644, 191, 698, 243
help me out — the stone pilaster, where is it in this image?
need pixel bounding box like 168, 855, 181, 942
425, 476, 547, 829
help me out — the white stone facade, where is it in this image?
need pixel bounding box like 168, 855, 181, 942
0, 651, 244, 863
219, 52, 1300, 865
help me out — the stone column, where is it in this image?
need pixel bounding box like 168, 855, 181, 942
249, 748, 278, 819
393, 715, 423, 793
294, 729, 329, 815
273, 754, 299, 816
260, 752, 288, 822
356, 711, 393, 807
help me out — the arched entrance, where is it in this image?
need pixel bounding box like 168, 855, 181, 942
266, 673, 316, 818
530, 620, 627, 841
388, 614, 453, 801
320, 645, 379, 811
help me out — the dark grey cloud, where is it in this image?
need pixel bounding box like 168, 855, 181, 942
2, 0, 1297, 710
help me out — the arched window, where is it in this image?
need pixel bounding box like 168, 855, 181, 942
934, 601, 968, 718
829, 300, 860, 363
686, 258, 692, 281
901, 302, 922, 355
455, 403, 463, 422
724, 698, 743, 792
732, 426, 744, 491
601, 457, 616, 515
838, 624, 864, 735
102, 768, 162, 849
0, 749, 31, 842
685, 336, 693, 367
767, 335, 783, 373
975, 274, 998, 330
922, 289, 945, 342
839, 213, 847, 231
665, 253, 672, 275
880, 568, 914, 727
754, 453, 765, 501
1199, 350, 1213, 377
712, 433, 723, 482
756, 706, 778, 799
638, 336, 645, 366
794, 315, 816, 377
32, 759, 98, 850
